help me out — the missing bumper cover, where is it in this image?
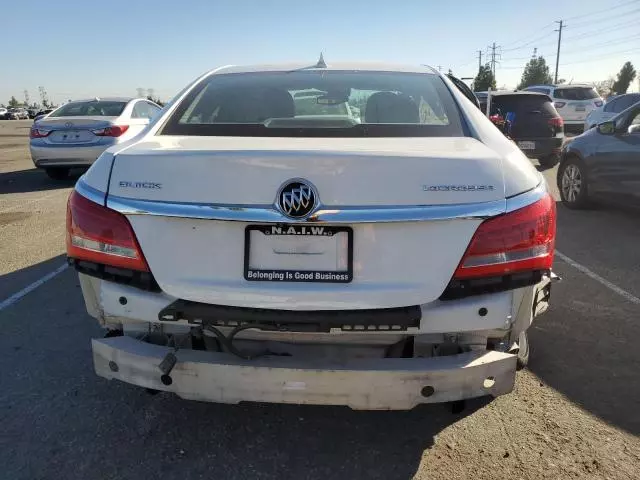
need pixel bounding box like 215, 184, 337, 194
158, 299, 421, 333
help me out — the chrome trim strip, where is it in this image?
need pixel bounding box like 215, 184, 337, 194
505, 182, 547, 213
75, 177, 106, 205
106, 194, 506, 224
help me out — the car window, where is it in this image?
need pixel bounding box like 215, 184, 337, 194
48, 101, 126, 117
162, 70, 465, 137
603, 97, 619, 112
147, 102, 161, 115
527, 87, 551, 95
553, 87, 599, 100
616, 95, 640, 112
490, 95, 556, 116
132, 102, 150, 119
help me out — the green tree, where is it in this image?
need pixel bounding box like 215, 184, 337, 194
611, 62, 637, 95
473, 64, 496, 92
8, 96, 20, 107
517, 56, 553, 89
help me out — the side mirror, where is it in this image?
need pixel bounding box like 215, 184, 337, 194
629, 124, 640, 134
597, 121, 616, 135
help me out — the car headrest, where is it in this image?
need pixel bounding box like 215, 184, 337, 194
365, 92, 419, 124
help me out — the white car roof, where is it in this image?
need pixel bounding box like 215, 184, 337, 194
210, 62, 439, 76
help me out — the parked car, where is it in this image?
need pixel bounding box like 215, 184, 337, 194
28, 108, 39, 119
583, 92, 640, 130
524, 84, 602, 133
30, 97, 161, 180
0, 107, 7, 119
67, 63, 555, 410
488, 91, 564, 168
34, 108, 55, 122
558, 100, 640, 208
7, 108, 29, 120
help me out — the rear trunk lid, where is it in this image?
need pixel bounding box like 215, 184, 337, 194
106, 136, 512, 309
36, 116, 117, 145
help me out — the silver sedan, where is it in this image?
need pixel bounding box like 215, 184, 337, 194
30, 97, 161, 180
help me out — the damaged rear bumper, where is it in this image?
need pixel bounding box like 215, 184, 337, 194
93, 336, 517, 410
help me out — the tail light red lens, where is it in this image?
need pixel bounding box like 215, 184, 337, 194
548, 117, 564, 128
453, 194, 556, 280
92, 125, 129, 137
66, 191, 149, 271
595, 101, 603, 107
554, 102, 566, 109
30, 127, 51, 138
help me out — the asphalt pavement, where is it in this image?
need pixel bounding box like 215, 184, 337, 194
1, 120, 639, 480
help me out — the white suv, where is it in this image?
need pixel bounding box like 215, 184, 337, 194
524, 84, 602, 133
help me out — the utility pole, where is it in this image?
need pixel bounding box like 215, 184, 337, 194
436, 65, 442, 72
488, 43, 500, 77
478, 50, 483, 71
23, 90, 30, 107
554, 20, 564, 84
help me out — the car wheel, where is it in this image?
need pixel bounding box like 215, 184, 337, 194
45, 168, 70, 180
538, 154, 559, 169
516, 331, 529, 370
558, 156, 589, 209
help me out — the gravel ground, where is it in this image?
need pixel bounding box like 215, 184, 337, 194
1, 120, 639, 479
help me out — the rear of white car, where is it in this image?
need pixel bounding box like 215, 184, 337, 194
30, 98, 160, 179
68, 64, 556, 410
525, 85, 602, 133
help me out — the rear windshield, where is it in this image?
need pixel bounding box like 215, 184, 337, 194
491, 95, 557, 116
553, 87, 599, 100
161, 71, 465, 137
48, 101, 127, 117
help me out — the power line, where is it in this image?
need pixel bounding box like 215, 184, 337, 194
561, 47, 640, 65
564, 0, 639, 21
569, 6, 640, 29
563, 18, 639, 42
500, 22, 556, 51
561, 33, 640, 56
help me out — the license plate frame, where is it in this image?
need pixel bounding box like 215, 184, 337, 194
244, 224, 353, 283
518, 141, 536, 150
575, 106, 586, 112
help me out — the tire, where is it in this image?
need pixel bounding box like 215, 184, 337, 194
45, 168, 70, 180
516, 331, 529, 370
538, 154, 559, 169
557, 156, 590, 209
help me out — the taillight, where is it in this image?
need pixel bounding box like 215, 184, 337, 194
30, 127, 51, 138
453, 194, 556, 280
554, 102, 566, 109
595, 101, 603, 107
92, 125, 129, 137
548, 117, 564, 128
66, 191, 149, 271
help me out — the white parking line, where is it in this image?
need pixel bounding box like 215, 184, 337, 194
0, 263, 68, 312
556, 250, 640, 305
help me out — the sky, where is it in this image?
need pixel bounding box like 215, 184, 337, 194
1, 0, 638, 105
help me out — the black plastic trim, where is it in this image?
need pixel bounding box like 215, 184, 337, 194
158, 300, 421, 333
439, 270, 546, 300
68, 258, 161, 292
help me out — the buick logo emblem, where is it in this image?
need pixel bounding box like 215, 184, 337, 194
277, 179, 317, 218
65, 122, 73, 127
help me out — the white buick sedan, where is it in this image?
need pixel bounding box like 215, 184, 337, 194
67, 62, 556, 410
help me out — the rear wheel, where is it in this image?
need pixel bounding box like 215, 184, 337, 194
45, 167, 70, 180
558, 156, 589, 209
538, 154, 559, 169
